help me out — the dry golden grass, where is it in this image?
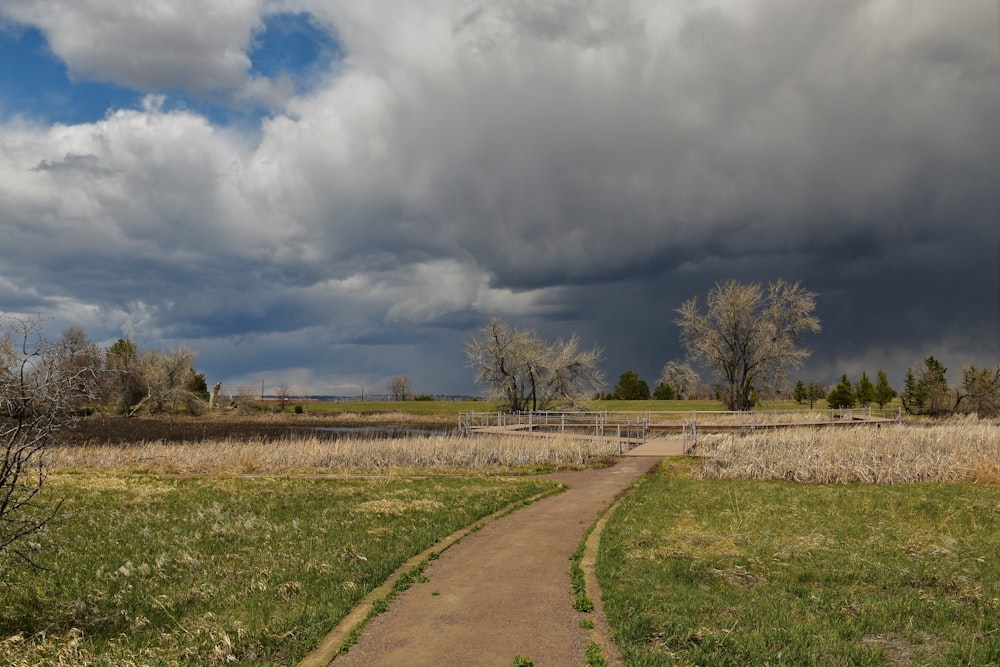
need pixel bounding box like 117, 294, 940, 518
673, 409, 897, 426
49, 433, 620, 475
692, 416, 1000, 483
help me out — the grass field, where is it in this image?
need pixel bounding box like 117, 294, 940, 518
258, 398, 739, 416
599, 455, 1000, 665
9, 409, 984, 665
295, 400, 498, 416
0, 474, 559, 665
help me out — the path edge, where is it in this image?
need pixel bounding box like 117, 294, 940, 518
578, 458, 663, 667
297, 484, 566, 667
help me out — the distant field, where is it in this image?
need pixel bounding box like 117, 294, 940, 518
300, 399, 498, 416
302, 398, 896, 416
302, 398, 734, 416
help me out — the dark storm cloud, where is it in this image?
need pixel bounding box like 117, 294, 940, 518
1, 0, 996, 394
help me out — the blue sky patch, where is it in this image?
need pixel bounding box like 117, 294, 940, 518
0, 24, 142, 125
0, 13, 340, 128
249, 12, 341, 88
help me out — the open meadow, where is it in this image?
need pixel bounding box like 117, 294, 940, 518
599, 418, 1000, 666
5, 410, 998, 665
1, 423, 626, 666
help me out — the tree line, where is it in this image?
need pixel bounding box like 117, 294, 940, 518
467, 279, 1000, 418
49, 325, 208, 416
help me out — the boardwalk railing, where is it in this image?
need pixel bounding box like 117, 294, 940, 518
458, 411, 649, 446
459, 407, 903, 454
673, 407, 902, 449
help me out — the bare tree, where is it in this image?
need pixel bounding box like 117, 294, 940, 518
235, 384, 259, 411
466, 316, 604, 411
57, 326, 102, 409
675, 279, 821, 411
387, 375, 412, 401
137, 347, 200, 415
658, 361, 700, 400
535, 334, 605, 409
274, 383, 294, 411
2, 317, 96, 569
103, 338, 145, 415
956, 363, 1000, 418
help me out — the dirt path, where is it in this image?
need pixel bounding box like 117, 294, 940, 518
320, 455, 663, 666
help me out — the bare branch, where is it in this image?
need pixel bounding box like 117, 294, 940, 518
466, 316, 604, 411
675, 279, 821, 411
2, 316, 96, 571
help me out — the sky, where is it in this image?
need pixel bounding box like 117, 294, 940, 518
1, 1, 998, 398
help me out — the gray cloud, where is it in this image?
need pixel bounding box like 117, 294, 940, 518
1, 0, 997, 395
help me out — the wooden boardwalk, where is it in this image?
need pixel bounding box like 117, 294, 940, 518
624, 438, 687, 456
467, 413, 898, 459
648, 414, 897, 434
467, 425, 647, 446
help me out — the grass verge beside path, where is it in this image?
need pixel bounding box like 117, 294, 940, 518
598, 459, 1000, 666
0, 475, 557, 665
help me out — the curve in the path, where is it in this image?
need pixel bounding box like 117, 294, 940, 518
319, 456, 663, 666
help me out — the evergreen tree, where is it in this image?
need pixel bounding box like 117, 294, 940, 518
873, 369, 895, 408
827, 374, 856, 409
921, 356, 952, 415
186, 370, 210, 400
793, 380, 807, 404
854, 371, 875, 407
805, 382, 825, 409
902, 357, 953, 416
653, 382, 675, 400
902, 368, 927, 414
612, 370, 650, 400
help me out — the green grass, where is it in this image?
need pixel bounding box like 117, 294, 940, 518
598, 460, 1000, 666
1, 474, 557, 665
299, 399, 498, 416
589, 399, 729, 413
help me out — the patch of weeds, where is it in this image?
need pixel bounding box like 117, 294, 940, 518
512, 655, 534, 666
571, 528, 595, 613
579, 618, 595, 630
585, 641, 608, 667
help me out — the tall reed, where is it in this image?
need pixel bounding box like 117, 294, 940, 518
693, 416, 1000, 484
50, 433, 620, 474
